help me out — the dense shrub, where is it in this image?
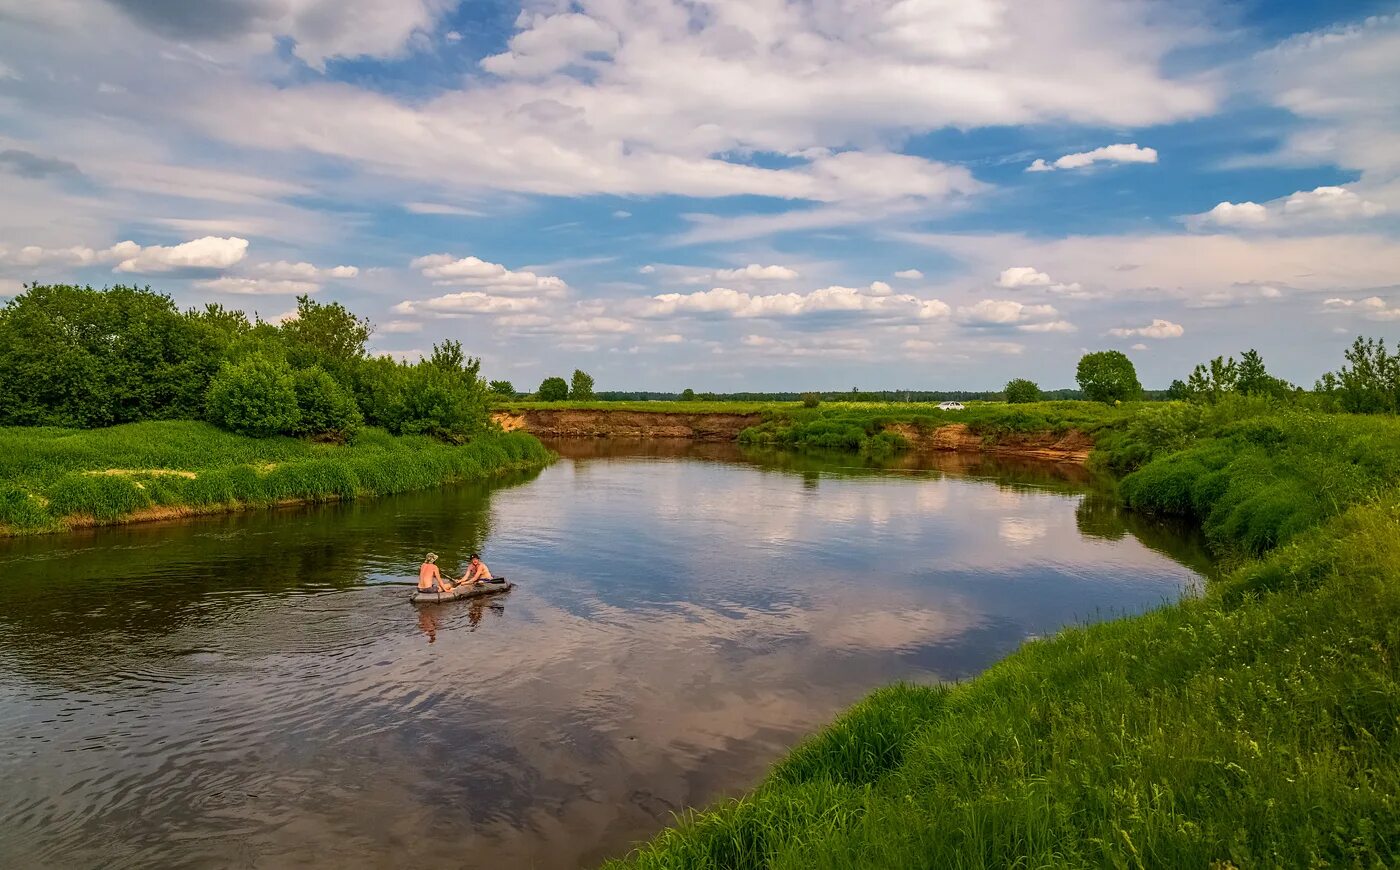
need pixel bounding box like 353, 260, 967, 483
205, 355, 301, 437
291, 366, 363, 442
800, 392, 821, 408
1003, 378, 1042, 404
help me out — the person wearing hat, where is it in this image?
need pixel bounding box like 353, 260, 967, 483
459, 553, 494, 586
417, 552, 455, 594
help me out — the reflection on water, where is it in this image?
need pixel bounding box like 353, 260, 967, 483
0, 441, 1210, 868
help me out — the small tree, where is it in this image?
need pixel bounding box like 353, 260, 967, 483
1004, 378, 1041, 404
291, 366, 362, 442
680, 388, 696, 402
1316, 336, 1400, 414
205, 354, 301, 437
1076, 350, 1142, 404
800, 392, 821, 408
570, 369, 595, 400
537, 376, 569, 402
488, 380, 515, 397
1166, 379, 1189, 401
1186, 355, 1238, 404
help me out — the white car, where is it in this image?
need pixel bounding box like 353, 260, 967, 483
937, 401, 965, 411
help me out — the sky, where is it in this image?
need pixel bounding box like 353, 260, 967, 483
0, 0, 1398, 392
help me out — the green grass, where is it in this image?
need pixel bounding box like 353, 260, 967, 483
606, 404, 1400, 869
0, 420, 555, 535
494, 399, 783, 413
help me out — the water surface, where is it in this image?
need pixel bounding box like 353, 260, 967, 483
0, 441, 1209, 868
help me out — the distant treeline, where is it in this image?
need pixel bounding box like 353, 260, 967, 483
592, 388, 1186, 402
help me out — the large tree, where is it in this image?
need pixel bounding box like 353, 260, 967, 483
537, 376, 568, 401
1076, 350, 1142, 404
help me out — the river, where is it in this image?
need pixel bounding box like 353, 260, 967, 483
0, 440, 1210, 868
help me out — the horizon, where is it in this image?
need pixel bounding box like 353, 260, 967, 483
2, 0, 1398, 391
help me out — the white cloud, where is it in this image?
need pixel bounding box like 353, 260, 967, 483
1026, 143, 1158, 172
1322, 296, 1400, 321
481, 12, 620, 79
112, 236, 249, 273
409, 254, 568, 295
613, 210, 632, 218
253, 260, 359, 280
377, 319, 424, 334
997, 266, 1052, 287
194, 276, 318, 295
641, 285, 950, 322
393, 293, 545, 316
1107, 318, 1184, 339
1191, 186, 1385, 229
1131, 343, 1148, 350
404, 202, 482, 216
956, 298, 1060, 328
712, 264, 800, 282
894, 269, 924, 280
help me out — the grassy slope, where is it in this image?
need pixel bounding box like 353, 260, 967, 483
607, 406, 1400, 869
0, 421, 554, 535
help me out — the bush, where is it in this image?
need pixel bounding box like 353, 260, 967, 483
204, 355, 301, 437
291, 366, 363, 442
1004, 378, 1042, 404
800, 392, 821, 408
538, 376, 569, 402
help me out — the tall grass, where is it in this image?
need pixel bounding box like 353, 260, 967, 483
0, 421, 554, 534
607, 403, 1400, 869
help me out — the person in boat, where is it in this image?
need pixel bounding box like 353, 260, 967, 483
460, 553, 494, 585
418, 552, 455, 593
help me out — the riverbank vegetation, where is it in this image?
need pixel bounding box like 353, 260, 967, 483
0, 422, 552, 535
607, 345, 1400, 868
0, 284, 555, 534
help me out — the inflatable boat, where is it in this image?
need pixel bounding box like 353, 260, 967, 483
410, 579, 513, 604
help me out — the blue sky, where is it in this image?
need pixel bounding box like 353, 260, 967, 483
1, 0, 1398, 391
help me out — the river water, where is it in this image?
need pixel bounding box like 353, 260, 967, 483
0, 441, 1210, 868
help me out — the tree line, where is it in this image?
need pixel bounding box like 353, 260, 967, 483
0, 284, 499, 442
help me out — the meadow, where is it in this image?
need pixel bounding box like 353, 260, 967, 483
0, 421, 554, 535
605, 400, 1400, 868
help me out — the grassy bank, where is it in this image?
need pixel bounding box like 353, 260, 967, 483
607, 405, 1400, 868
0, 421, 554, 536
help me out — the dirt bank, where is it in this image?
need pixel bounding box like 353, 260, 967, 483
493, 409, 763, 441
495, 410, 1093, 464
885, 422, 1094, 464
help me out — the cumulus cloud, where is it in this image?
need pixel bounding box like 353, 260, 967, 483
1107, 318, 1184, 338
393, 293, 545, 316
894, 269, 924, 280
956, 298, 1062, 329
1026, 143, 1158, 172
1323, 296, 1400, 321
995, 266, 1086, 297
712, 264, 800, 282
253, 260, 359, 280
1191, 186, 1385, 229
410, 254, 568, 295
194, 276, 319, 295
641, 285, 950, 322
112, 236, 249, 273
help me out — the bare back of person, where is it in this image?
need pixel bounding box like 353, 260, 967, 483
418, 553, 452, 592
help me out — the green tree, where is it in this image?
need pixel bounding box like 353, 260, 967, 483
800, 392, 821, 408
1166, 379, 1190, 401
280, 295, 371, 386
1316, 336, 1400, 414
204, 354, 301, 437
680, 388, 697, 402
0, 284, 221, 427
488, 380, 515, 396
1003, 378, 1042, 404
1235, 349, 1291, 398
291, 366, 363, 442
1076, 350, 1143, 404
396, 340, 491, 442
570, 369, 595, 400
538, 376, 569, 401
1186, 355, 1238, 404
